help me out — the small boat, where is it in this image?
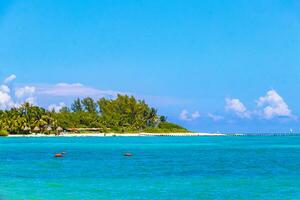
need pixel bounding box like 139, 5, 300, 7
55, 153, 63, 157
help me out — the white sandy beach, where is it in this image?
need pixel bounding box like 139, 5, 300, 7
7, 132, 227, 137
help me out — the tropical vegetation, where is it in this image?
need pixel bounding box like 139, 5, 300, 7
0, 95, 189, 135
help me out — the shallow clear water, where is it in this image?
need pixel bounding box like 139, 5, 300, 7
1, 136, 300, 200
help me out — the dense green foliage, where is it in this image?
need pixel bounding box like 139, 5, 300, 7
0, 130, 9, 137
0, 95, 188, 134
144, 122, 189, 133
97, 95, 157, 132
0, 103, 57, 134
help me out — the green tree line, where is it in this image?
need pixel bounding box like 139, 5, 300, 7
0, 95, 188, 135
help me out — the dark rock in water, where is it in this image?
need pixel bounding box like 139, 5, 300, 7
124, 153, 133, 157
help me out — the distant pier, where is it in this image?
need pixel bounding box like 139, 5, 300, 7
226, 133, 300, 137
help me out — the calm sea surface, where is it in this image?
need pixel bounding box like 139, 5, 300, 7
0, 136, 300, 200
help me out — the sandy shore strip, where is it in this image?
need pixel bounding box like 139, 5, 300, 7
7, 132, 228, 137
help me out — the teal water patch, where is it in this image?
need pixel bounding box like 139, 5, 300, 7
1, 136, 300, 199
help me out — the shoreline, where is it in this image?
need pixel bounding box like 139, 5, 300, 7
7, 132, 228, 137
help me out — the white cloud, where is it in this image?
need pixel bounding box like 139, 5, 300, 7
225, 90, 296, 120
0, 77, 14, 109
56, 83, 83, 87
0, 85, 10, 93
208, 113, 224, 121
15, 86, 36, 98
48, 102, 66, 112
4, 74, 16, 84
179, 109, 200, 121
0, 91, 12, 109
225, 98, 250, 118
180, 110, 189, 121
0, 75, 38, 109
256, 90, 294, 119
191, 111, 200, 119
24, 97, 37, 105
37, 83, 121, 98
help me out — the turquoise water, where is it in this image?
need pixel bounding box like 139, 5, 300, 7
1, 136, 300, 200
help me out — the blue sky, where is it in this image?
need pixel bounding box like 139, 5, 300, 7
0, 0, 300, 132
